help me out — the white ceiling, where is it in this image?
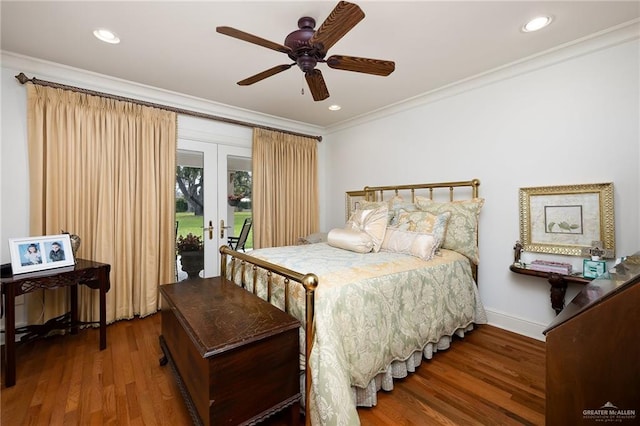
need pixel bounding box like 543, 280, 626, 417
2, 1, 639, 128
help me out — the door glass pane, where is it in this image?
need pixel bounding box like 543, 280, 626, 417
176, 149, 204, 281
227, 156, 252, 251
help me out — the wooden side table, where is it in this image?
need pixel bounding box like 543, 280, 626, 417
509, 264, 592, 314
1, 259, 110, 387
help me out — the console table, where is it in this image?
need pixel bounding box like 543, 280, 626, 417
1, 259, 110, 387
509, 264, 592, 314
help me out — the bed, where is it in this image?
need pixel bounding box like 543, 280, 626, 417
220, 179, 487, 426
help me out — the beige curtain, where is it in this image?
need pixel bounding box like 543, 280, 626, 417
252, 128, 319, 248
26, 84, 176, 324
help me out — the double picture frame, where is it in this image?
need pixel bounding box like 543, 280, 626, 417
8, 233, 75, 275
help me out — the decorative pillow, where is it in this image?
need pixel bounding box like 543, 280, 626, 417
358, 200, 395, 224
388, 196, 419, 225
414, 197, 485, 264
359, 197, 419, 225
345, 205, 388, 252
394, 210, 451, 249
327, 228, 374, 253
381, 227, 438, 261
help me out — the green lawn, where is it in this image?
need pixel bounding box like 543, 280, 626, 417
176, 211, 253, 249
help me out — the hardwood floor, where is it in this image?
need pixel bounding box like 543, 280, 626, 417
356, 325, 545, 425
1, 315, 545, 425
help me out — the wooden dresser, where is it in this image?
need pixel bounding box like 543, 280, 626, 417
543, 253, 640, 425
159, 276, 301, 425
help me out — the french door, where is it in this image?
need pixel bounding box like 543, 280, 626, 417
176, 140, 251, 280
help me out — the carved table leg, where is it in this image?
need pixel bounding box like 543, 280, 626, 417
548, 273, 568, 315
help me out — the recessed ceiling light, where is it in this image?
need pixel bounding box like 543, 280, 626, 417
522, 16, 552, 33
328, 104, 341, 111
93, 28, 120, 44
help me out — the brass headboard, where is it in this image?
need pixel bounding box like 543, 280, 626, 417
355, 179, 482, 282
363, 178, 480, 202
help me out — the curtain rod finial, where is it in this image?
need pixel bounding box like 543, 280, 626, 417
15, 72, 31, 84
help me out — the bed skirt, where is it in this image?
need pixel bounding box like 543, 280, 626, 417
352, 323, 475, 407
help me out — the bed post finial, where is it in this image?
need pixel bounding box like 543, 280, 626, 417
472, 179, 481, 198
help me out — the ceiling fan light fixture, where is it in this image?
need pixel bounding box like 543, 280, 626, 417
93, 28, 120, 44
522, 16, 552, 33
297, 55, 318, 73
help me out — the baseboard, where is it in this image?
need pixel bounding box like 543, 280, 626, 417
485, 308, 547, 342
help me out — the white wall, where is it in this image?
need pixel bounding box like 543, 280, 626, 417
323, 25, 640, 340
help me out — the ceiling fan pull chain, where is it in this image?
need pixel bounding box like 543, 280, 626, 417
301, 74, 305, 95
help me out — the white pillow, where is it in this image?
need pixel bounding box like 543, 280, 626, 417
345, 205, 388, 252
381, 227, 438, 261
327, 228, 374, 253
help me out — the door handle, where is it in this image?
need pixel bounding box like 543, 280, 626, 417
203, 220, 214, 240
220, 220, 232, 238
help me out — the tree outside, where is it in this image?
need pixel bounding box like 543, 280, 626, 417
230, 171, 252, 210
176, 166, 203, 215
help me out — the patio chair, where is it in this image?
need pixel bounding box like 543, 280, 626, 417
228, 218, 252, 252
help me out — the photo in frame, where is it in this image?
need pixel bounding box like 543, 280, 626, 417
345, 190, 367, 221
8, 234, 75, 274
519, 182, 615, 257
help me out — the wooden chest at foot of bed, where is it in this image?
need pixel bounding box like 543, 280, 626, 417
159, 276, 301, 426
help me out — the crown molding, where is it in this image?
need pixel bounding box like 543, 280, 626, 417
327, 19, 640, 135
0, 50, 323, 137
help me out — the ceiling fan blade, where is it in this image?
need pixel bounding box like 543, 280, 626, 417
305, 69, 330, 101
216, 26, 292, 54
326, 55, 395, 76
309, 1, 365, 52
238, 64, 294, 86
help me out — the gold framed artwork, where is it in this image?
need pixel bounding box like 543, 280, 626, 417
519, 182, 615, 257
345, 190, 367, 221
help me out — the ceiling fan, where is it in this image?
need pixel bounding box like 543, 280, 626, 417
216, 1, 395, 101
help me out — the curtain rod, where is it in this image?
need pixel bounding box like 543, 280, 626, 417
15, 72, 322, 142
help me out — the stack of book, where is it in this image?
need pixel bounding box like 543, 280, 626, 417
529, 260, 573, 275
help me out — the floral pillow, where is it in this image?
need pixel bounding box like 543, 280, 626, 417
388, 196, 419, 225
414, 197, 485, 264
345, 204, 388, 252
394, 210, 451, 249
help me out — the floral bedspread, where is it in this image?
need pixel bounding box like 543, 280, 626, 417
229, 243, 486, 426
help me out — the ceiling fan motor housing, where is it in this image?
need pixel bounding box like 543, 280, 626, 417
285, 17, 325, 72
